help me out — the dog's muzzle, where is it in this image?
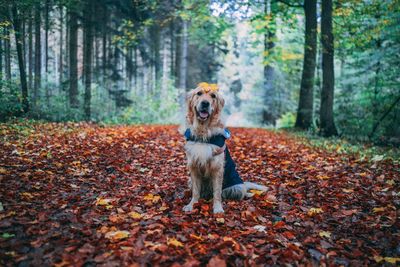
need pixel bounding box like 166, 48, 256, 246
196, 101, 211, 121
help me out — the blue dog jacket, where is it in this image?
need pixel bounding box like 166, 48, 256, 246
184, 128, 244, 189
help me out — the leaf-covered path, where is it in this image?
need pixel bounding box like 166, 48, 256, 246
0, 123, 399, 266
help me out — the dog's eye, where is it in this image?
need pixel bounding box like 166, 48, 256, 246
197, 91, 203, 96
210, 93, 216, 99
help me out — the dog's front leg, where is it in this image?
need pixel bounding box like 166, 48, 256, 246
211, 168, 224, 214
183, 169, 201, 212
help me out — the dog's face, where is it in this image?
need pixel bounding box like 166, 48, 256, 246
186, 86, 225, 125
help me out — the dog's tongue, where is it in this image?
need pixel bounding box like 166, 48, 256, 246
199, 111, 209, 118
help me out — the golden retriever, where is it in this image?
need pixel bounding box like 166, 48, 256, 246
182, 83, 267, 214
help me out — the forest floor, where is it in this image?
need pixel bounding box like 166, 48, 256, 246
0, 122, 399, 266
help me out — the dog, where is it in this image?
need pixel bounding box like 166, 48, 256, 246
182, 82, 267, 214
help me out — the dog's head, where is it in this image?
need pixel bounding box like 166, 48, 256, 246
186, 83, 225, 126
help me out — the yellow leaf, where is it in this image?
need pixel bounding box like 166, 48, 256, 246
0, 167, 8, 174
319, 231, 331, 238
250, 189, 264, 196
384, 257, 400, 264
143, 194, 161, 203
281, 160, 291, 165
129, 211, 142, 220
308, 208, 323, 216
167, 237, 183, 247
373, 207, 385, 213
105, 230, 130, 240
317, 175, 330, 180
386, 180, 395, 186
96, 198, 112, 206
21, 192, 34, 199
374, 256, 400, 264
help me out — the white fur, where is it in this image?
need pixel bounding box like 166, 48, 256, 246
185, 141, 215, 167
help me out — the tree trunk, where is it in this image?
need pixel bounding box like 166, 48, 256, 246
59, 5, 63, 89
12, 4, 29, 113
45, 0, 50, 73
4, 28, 11, 82
34, 3, 41, 106
68, 8, 79, 108
28, 10, 33, 91
262, 0, 277, 125
295, 0, 317, 129
83, 0, 94, 120
0, 36, 2, 88
178, 20, 188, 92
319, 0, 338, 136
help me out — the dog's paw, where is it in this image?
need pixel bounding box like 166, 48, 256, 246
182, 204, 193, 212
213, 206, 224, 214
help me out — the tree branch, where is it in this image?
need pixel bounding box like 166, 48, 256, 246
369, 95, 400, 138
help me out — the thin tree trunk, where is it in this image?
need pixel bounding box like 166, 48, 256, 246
174, 19, 181, 88
4, 28, 11, 82
295, 0, 317, 129
0, 36, 2, 89
263, 0, 276, 125
45, 0, 49, 73
178, 20, 188, 93
319, 0, 338, 136
170, 20, 175, 79
28, 10, 33, 91
68, 8, 79, 108
34, 3, 41, 106
12, 4, 29, 113
59, 5, 63, 89
83, 0, 94, 120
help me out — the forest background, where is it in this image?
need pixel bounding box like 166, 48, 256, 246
0, 0, 399, 143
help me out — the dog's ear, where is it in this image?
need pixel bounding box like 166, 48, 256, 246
186, 90, 196, 125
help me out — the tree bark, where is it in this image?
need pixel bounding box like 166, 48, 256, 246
68, 7, 79, 108
34, 3, 41, 106
45, 0, 50, 73
262, 0, 277, 125
12, 4, 29, 112
178, 19, 188, 91
28, 10, 33, 91
4, 28, 11, 82
83, 0, 94, 120
295, 0, 317, 129
320, 0, 338, 136
0, 36, 2, 89
59, 5, 63, 89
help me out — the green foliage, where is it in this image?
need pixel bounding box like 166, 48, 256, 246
276, 112, 296, 128
107, 86, 179, 125
286, 129, 400, 164
0, 82, 24, 121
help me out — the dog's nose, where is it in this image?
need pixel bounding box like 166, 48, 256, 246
201, 101, 210, 108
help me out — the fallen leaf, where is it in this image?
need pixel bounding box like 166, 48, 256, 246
105, 230, 130, 241
167, 237, 184, 247
319, 231, 331, 238
308, 208, 323, 216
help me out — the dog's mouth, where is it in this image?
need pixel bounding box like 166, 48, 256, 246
196, 109, 210, 121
